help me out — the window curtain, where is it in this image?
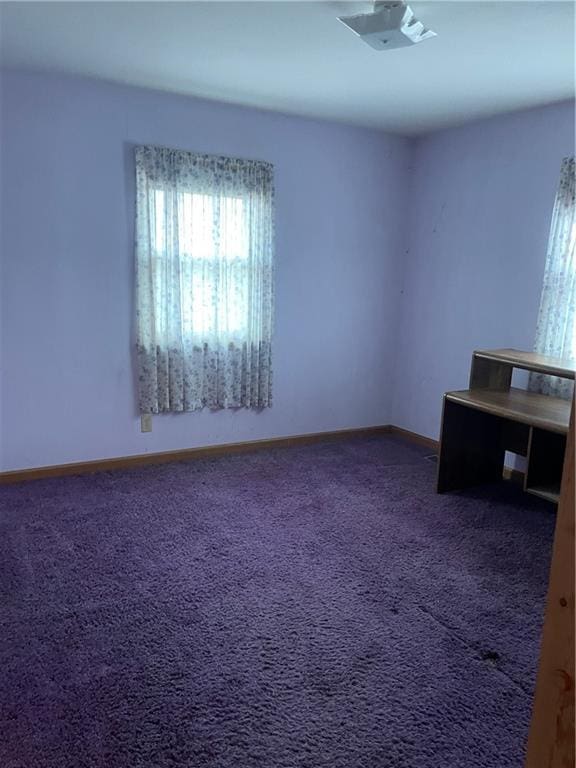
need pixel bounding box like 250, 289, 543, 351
135, 145, 274, 413
530, 156, 576, 399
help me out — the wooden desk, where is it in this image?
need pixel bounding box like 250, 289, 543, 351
437, 349, 575, 504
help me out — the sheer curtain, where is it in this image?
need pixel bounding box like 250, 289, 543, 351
135, 145, 274, 413
530, 157, 576, 399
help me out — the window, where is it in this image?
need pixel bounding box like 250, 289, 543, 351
150, 190, 250, 336
135, 146, 274, 413
531, 156, 575, 398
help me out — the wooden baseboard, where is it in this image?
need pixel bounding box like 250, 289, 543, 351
389, 426, 526, 485
503, 466, 526, 486
0, 425, 392, 485
389, 425, 439, 452
0, 423, 529, 486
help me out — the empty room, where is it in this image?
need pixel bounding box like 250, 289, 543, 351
0, 2, 574, 767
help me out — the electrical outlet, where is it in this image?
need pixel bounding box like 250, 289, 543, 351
141, 414, 152, 433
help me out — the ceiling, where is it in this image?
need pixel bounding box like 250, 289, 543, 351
0, 1, 574, 135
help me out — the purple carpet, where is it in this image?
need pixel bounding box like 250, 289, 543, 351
0, 436, 555, 768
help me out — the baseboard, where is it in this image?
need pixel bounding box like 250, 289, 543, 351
389, 426, 525, 485
0, 423, 529, 486
0, 424, 393, 485
503, 466, 526, 486
388, 425, 439, 453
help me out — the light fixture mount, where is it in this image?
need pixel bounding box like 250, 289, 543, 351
338, 1, 437, 51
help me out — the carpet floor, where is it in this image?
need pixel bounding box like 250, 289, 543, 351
0, 436, 555, 768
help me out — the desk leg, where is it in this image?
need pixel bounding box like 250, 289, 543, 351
437, 398, 505, 493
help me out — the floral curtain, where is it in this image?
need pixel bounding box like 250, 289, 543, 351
135, 145, 274, 413
530, 157, 576, 399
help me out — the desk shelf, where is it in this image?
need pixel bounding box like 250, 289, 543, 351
526, 484, 562, 504
446, 388, 571, 435
473, 348, 575, 380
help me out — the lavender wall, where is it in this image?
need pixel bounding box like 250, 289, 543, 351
1, 71, 572, 471
0, 71, 412, 471
392, 101, 575, 441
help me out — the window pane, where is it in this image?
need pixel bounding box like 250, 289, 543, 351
178, 193, 215, 259
151, 188, 250, 337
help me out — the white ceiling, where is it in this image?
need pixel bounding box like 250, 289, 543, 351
0, 1, 574, 135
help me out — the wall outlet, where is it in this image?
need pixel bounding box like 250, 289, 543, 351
141, 414, 152, 433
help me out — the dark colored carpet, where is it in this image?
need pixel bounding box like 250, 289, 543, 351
0, 436, 555, 768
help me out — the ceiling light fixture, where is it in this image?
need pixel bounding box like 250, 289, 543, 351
337, 1, 437, 51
